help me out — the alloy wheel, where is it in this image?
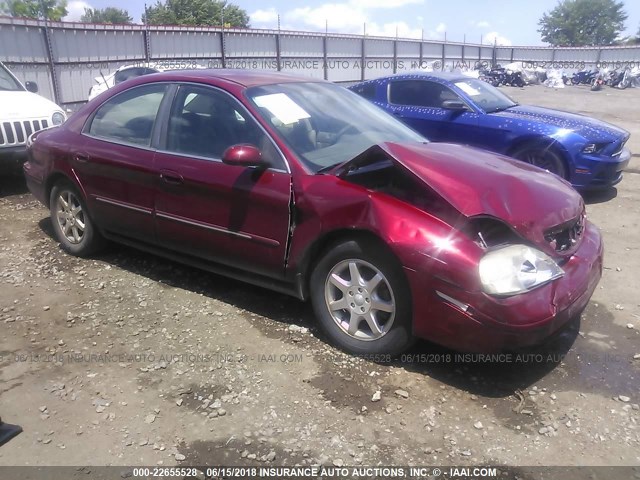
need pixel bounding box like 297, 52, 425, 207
324, 259, 396, 341
55, 190, 86, 244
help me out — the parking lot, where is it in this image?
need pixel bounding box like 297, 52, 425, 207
0, 84, 639, 472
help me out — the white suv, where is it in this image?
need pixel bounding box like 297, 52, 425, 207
0, 61, 66, 169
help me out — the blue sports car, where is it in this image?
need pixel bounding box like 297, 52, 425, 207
349, 72, 631, 190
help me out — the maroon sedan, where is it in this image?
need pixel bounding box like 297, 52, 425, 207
24, 70, 603, 355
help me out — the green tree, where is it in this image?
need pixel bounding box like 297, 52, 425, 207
0, 0, 67, 20
81, 7, 133, 24
538, 0, 627, 46
143, 0, 249, 27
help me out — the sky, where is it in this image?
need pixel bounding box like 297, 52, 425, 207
63, 0, 640, 46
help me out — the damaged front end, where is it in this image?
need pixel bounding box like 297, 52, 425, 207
323, 141, 603, 352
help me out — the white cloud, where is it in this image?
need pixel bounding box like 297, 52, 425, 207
475, 20, 490, 28
64, 0, 92, 21
367, 21, 422, 39
484, 31, 512, 46
350, 0, 424, 8
285, 0, 427, 36
250, 8, 278, 24
286, 4, 368, 32
419, 22, 446, 40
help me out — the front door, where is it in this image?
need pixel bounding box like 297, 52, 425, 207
387, 79, 480, 145
153, 84, 292, 278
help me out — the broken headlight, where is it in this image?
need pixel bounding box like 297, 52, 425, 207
479, 245, 564, 296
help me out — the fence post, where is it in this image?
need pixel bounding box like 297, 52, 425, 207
322, 35, 328, 80
441, 42, 445, 71
41, 21, 61, 106
275, 32, 282, 71
510, 47, 514, 63
393, 39, 398, 74
360, 36, 366, 81
219, 27, 226, 68
143, 29, 150, 63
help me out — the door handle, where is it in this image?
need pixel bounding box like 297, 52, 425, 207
74, 152, 90, 163
160, 170, 184, 185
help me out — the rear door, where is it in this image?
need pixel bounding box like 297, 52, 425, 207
78, 83, 168, 242
153, 84, 292, 278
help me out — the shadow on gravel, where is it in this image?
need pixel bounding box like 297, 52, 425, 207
582, 186, 617, 204
392, 316, 581, 399
394, 302, 639, 401
35, 218, 640, 405
0, 173, 28, 198
36, 216, 315, 330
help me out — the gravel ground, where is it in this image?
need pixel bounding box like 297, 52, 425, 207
0, 84, 639, 475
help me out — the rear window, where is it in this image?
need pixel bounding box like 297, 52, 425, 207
87, 84, 166, 146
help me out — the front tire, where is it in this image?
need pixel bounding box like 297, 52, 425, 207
310, 239, 414, 355
511, 143, 568, 179
50, 181, 104, 257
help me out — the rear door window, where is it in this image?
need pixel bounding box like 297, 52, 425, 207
87, 84, 167, 146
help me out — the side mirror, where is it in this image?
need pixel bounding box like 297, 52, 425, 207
442, 99, 468, 111
222, 144, 265, 168
25, 81, 38, 93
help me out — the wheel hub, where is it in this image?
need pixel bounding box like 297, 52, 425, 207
324, 259, 396, 341
348, 288, 371, 313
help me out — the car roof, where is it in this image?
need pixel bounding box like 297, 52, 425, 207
362, 71, 471, 83
145, 69, 321, 88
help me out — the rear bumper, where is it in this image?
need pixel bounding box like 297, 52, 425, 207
23, 159, 48, 205
409, 221, 603, 352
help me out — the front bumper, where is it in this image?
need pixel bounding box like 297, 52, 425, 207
408, 221, 603, 352
572, 147, 631, 190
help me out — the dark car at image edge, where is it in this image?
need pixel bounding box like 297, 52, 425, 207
24, 69, 603, 355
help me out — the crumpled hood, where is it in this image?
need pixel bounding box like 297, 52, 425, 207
345, 142, 584, 255
0, 91, 63, 120
493, 105, 629, 143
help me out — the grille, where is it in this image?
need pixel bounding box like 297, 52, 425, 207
0, 118, 49, 147
544, 214, 585, 253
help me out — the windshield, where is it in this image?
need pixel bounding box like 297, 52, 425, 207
246, 82, 426, 173
453, 78, 517, 113
0, 63, 24, 92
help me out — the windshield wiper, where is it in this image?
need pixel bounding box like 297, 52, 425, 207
488, 104, 516, 113
316, 163, 344, 174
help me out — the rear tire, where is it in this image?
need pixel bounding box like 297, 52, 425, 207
310, 239, 414, 356
50, 181, 105, 257
511, 143, 568, 179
